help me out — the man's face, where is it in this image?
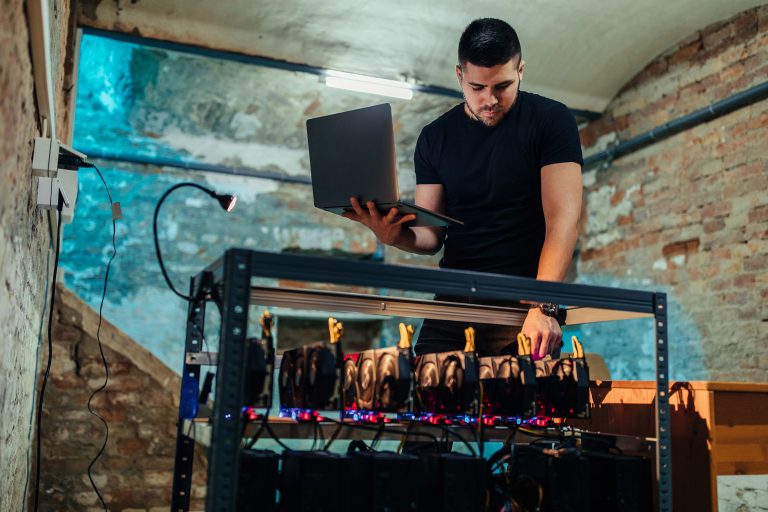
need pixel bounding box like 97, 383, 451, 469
456, 58, 524, 127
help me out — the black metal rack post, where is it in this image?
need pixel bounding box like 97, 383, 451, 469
171, 279, 206, 511
204, 251, 253, 512
654, 293, 672, 511
172, 248, 672, 512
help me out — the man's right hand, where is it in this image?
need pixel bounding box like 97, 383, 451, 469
341, 197, 417, 246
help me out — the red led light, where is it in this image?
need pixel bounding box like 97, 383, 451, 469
427, 416, 440, 425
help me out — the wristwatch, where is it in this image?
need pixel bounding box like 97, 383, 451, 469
531, 302, 559, 317
530, 302, 567, 326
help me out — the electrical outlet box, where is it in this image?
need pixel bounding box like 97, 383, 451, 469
32, 137, 59, 177
58, 169, 78, 222
36, 176, 70, 210
32, 137, 86, 221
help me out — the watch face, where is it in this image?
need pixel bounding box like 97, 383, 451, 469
540, 303, 559, 317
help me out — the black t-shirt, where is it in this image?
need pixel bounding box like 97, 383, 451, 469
414, 91, 583, 278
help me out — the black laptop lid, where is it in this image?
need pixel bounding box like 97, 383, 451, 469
306, 103, 399, 208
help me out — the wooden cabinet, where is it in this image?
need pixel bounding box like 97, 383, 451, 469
571, 381, 768, 511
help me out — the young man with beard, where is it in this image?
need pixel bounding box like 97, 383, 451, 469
343, 18, 583, 359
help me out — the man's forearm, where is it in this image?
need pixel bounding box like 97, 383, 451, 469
392, 226, 445, 255
536, 222, 579, 282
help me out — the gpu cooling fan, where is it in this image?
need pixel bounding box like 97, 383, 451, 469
243, 311, 275, 408
342, 353, 359, 410
278, 318, 344, 411
414, 327, 478, 415
539, 336, 590, 418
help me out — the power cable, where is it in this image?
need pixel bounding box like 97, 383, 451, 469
22, 211, 53, 512
81, 163, 117, 511
32, 200, 63, 512
320, 417, 440, 452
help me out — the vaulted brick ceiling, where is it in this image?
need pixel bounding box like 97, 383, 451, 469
79, 0, 765, 112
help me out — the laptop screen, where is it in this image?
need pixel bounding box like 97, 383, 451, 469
306, 103, 399, 208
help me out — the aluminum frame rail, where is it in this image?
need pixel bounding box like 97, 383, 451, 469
248, 285, 652, 326
171, 248, 671, 512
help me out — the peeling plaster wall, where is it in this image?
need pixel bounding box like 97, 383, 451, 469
0, 1, 74, 510
62, 34, 450, 371
577, 6, 768, 382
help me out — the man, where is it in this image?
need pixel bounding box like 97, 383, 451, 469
343, 18, 583, 359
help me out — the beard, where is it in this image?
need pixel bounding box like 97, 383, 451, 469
462, 79, 520, 127
464, 102, 506, 127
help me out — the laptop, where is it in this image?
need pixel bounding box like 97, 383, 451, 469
306, 103, 463, 227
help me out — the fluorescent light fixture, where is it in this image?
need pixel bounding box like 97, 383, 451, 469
324, 70, 414, 100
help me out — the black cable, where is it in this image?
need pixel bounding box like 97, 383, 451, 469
371, 423, 385, 451
31, 159, 117, 510
479, 415, 485, 459
467, 421, 480, 453
23, 211, 54, 509
321, 417, 440, 452
323, 422, 345, 452
245, 402, 272, 450
152, 182, 235, 301
316, 418, 326, 448
312, 418, 326, 451
33, 203, 62, 512
307, 421, 315, 450
433, 422, 477, 457
262, 420, 294, 452
84, 164, 117, 512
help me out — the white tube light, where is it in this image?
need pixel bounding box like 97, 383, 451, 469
324, 70, 414, 100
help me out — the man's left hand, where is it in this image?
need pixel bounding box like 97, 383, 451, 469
520, 307, 562, 360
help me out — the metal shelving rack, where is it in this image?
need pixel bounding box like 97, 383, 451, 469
170, 248, 672, 512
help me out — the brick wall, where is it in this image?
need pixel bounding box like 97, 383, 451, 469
0, 1, 75, 510
577, 6, 768, 381
39, 286, 207, 511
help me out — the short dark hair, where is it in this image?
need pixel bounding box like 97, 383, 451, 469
458, 18, 522, 68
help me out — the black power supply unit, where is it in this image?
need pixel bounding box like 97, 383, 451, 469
418, 452, 487, 512
347, 451, 421, 511
238, 449, 279, 511
279, 451, 350, 511
506, 444, 652, 512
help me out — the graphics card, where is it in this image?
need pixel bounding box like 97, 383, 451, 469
342, 323, 415, 421
243, 311, 275, 409
413, 350, 479, 416
477, 352, 537, 418
278, 318, 344, 414
538, 336, 590, 418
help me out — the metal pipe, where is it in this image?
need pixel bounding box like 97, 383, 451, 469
80, 147, 312, 185
584, 81, 768, 169
80, 27, 600, 120
81, 26, 463, 99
